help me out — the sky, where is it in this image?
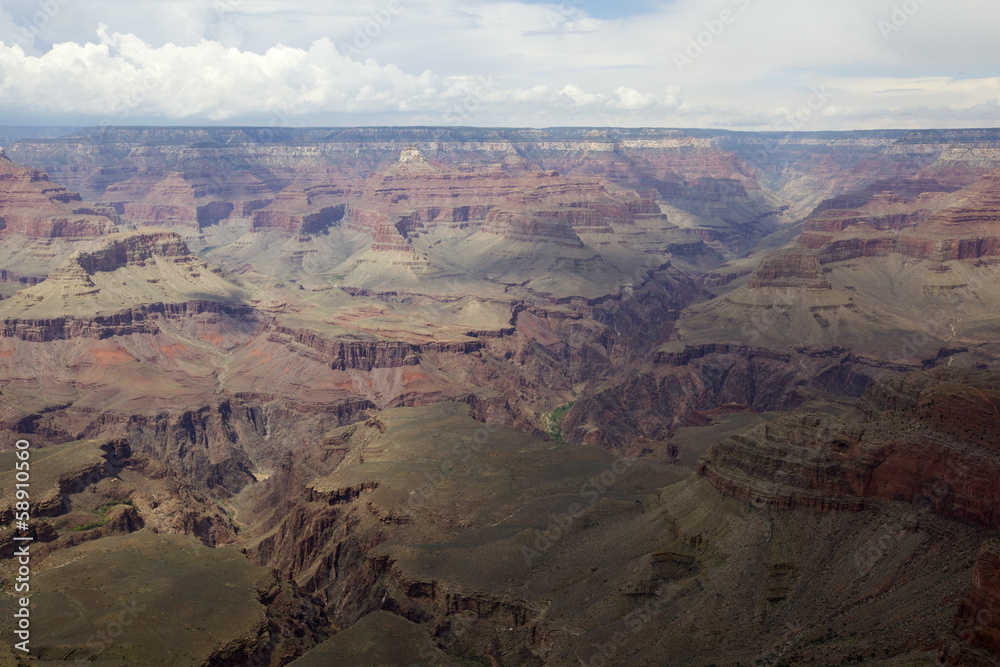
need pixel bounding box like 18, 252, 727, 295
0, 0, 998, 130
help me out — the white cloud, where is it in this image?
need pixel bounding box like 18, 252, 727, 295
610, 87, 656, 111
560, 84, 603, 106
0, 0, 997, 129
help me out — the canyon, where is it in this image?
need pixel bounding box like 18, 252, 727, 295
0, 127, 999, 665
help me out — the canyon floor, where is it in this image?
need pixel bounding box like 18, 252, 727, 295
0, 127, 999, 665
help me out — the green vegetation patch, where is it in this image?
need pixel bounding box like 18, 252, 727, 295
544, 401, 577, 443
69, 500, 133, 531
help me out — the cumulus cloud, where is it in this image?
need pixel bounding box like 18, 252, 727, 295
0, 0, 997, 129
0, 24, 674, 126
0, 27, 435, 122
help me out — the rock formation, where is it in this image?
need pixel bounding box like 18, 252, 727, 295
0, 152, 117, 238
1, 128, 1000, 665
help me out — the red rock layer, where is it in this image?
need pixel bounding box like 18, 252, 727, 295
0, 301, 255, 342
810, 178, 954, 215
0, 155, 115, 237
251, 183, 348, 235
952, 541, 1000, 656
480, 210, 584, 247
796, 171, 1000, 262
341, 152, 658, 250
116, 173, 199, 228
804, 210, 926, 234
345, 206, 414, 253
75, 232, 191, 273
108, 172, 276, 229
698, 370, 1000, 528
747, 251, 830, 289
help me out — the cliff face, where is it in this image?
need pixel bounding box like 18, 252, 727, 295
0, 300, 256, 342
339, 150, 659, 254
103, 171, 277, 229
747, 251, 830, 289
250, 182, 347, 235
74, 231, 191, 271
268, 326, 420, 371
480, 210, 585, 248
0, 154, 116, 238
698, 369, 1000, 528
951, 541, 1000, 657
793, 171, 1000, 262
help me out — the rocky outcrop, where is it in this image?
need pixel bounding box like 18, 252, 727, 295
811, 236, 896, 262
0, 269, 43, 286
896, 234, 1000, 261
950, 541, 1000, 656
104, 170, 276, 228
340, 163, 659, 258
251, 182, 347, 235
652, 343, 788, 366
803, 210, 927, 234
0, 154, 116, 237
305, 481, 379, 505
480, 210, 585, 247
796, 171, 1000, 262
116, 173, 201, 228
74, 231, 191, 273
699, 369, 1000, 528
267, 325, 487, 371
268, 326, 420, 371
747, 251, 831, 289
0, 301, 257, 342
809, 178, 955, 216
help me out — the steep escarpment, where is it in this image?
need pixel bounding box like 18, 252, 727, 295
796, 171, 1000, 263
0, 300, 255, 341
0, 230, 257, 321
268, 326, 421, 371
74, 230, 191, 270
0, 153, 118, 238
698, 369, 1000, 526
746, 250, 831, 289
944, 540, 1000, 664
251, 182, 347, 235
103, 171, 277, 229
